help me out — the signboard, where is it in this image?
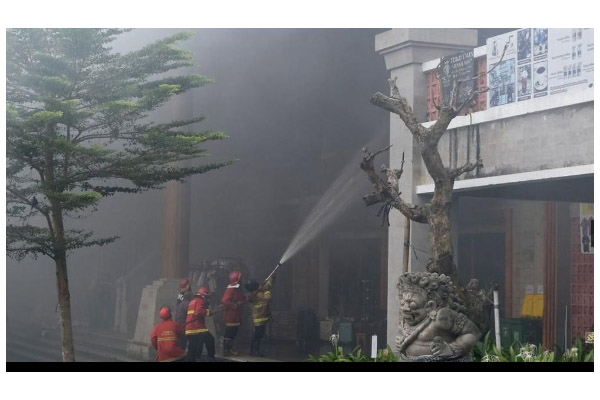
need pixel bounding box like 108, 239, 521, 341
487, 31, 517, 107
487, 28, 594, 108
439, 50, 475, 106
547, 29, 594, 95
580, 203, 594, 254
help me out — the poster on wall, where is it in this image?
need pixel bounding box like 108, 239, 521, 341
517, 64, 532, 101
488, 58, 515, 107
517, 29, 533, 101
439, 50, 475, 106
547, 28, 594, 96
533, 60, 548, 98
533, 28, 548, 62
487, 30, 517, 107
517, 29, 532, 64
580, 203, 594, 254
487, 28, 594, 108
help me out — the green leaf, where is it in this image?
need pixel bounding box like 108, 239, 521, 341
509, 346, 516, 362
493, 345, 503, 358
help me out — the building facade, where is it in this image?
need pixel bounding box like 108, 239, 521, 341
377, 28, 593, 351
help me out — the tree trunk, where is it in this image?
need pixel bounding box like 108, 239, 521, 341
44, 140, 76, 362
420, 131, 457, 278
55, 254, 76, 362
49, 192, 76, 362
427, 201, 455, 278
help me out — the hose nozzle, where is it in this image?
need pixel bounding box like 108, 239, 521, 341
265, 262, 282, 282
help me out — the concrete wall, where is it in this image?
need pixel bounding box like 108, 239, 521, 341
416, 102, 594, 186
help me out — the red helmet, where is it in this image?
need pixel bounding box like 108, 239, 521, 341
179, 277, 191, 290
159, 306, 171, 320
229, 271, 242, 285
196, 286, 210, 297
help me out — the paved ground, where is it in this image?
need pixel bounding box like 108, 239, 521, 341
7, 319, 342, 362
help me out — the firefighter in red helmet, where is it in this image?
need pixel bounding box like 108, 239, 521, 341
150, 306, 187, 362
185, 286, 216, 361
177, 277, 192, 307
221, 270, 247, 356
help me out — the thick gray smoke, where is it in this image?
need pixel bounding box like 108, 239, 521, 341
6, 29, 389, 342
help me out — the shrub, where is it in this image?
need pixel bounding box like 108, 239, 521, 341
471, 332, 593, 362
308, 345, 398, 362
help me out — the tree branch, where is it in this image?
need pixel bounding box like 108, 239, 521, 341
370, 93, 427, 140
6, 186, 49, 217
449, 159, 483, 179
382, 151, 405, 193
360, 146, 428, 223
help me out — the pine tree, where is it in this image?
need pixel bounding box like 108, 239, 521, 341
6, 29, 232, 361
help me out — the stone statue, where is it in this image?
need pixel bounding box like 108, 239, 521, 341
395, 271, 481, 362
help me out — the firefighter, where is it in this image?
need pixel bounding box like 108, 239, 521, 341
175, 277, 193, 350
246, 275, 275, 357
185, 286, 216, 362
150, 306, 187, 362
221, 270, 246, 356
176, 277, 192, 307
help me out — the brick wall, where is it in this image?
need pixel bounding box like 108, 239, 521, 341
571, 218, 594, 340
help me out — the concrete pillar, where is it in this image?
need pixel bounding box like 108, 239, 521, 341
374, 29, 478, 348
161, 179, 191, 278
160, 92, 193, 279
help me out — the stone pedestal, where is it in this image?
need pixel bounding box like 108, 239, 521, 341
127, 278, 180, 360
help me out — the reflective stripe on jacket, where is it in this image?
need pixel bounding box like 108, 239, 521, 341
150, 319, 186, 362
185, 296, 210, 335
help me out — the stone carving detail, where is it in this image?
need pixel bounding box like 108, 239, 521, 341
395, 271, 481, 362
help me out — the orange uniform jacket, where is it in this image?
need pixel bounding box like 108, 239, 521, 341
150, 319, 186, 362
222, 285, 246, 326
185, 296, 210, 335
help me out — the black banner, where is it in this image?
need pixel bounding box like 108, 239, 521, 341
439, 50, 475, 107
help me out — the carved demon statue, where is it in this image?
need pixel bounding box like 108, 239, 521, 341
395, 271, 481, 362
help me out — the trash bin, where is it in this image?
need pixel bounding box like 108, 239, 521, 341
520, 318, 542, 344
500, 318, 522, 348
500, 318, 513, 348
338, 322, 353, 344
297, 309, 319, 353
500, 318, 543, 348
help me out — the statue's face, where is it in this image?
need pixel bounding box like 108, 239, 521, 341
399, 290, 429, 326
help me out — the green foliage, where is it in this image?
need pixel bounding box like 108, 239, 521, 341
472, 332, 593, 362
560, 338, 594, 362
6, 28, 232, 262
307, 345, 398, 362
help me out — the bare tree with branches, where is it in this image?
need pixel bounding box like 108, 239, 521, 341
361, 46, 507, 331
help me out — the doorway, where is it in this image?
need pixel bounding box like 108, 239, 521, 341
458, 232, 506, 315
